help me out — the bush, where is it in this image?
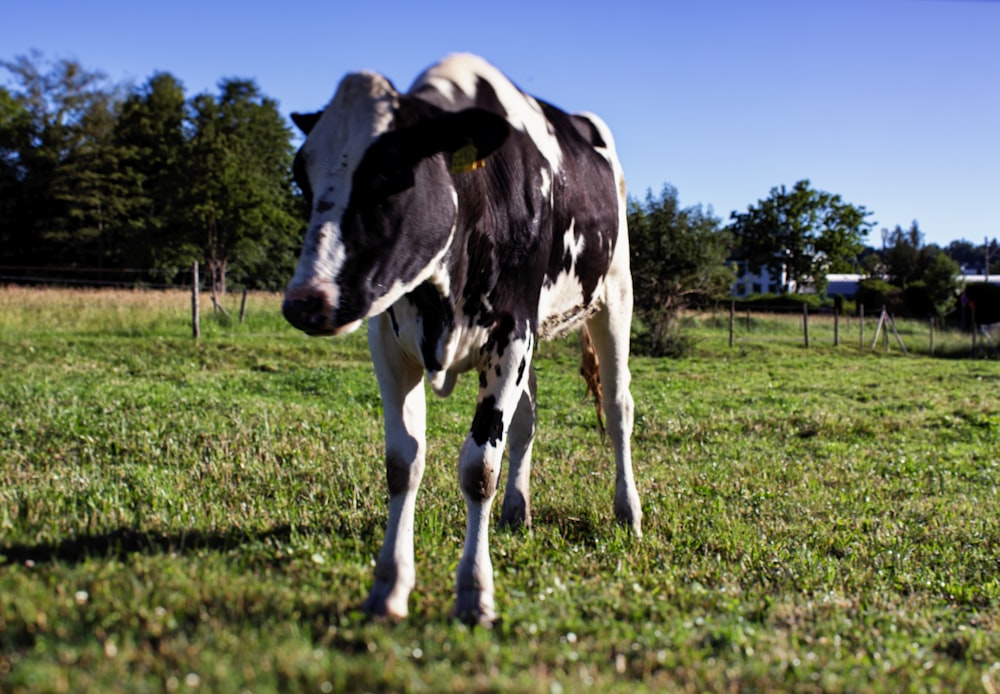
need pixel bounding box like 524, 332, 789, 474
961, 282, 1000, 325
628, 185, 731, 359
730, 293, 828, 313
856, 278, 904, 315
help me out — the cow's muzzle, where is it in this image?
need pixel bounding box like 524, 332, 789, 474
282, 284, 342, 336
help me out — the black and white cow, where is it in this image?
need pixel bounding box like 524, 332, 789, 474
283, 54, 641, 625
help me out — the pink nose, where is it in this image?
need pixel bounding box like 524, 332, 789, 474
282, 284, 338, 335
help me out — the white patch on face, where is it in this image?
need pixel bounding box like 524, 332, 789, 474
287, 71, 399, 302
410, 54, 564, 174
288, 219, 347, 292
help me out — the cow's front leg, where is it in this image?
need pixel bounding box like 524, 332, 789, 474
364, 314, 426, 619
454, 332, 533, 625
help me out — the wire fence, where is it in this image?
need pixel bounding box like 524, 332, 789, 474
0, 264, 282, 292
2, 272, 997, 357
722, 301, 997, 358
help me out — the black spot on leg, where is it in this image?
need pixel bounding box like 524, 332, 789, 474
316, 199, 335, 213
460, 460, 498, 502
515, 356, 526, 386
479, 370, 487, 389
385, 452, 411, 497
471, 395, 504, 447
494, 365, 502, 378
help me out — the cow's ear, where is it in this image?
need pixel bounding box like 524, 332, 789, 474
291, 111, 322, 135
431, 109, 510, 171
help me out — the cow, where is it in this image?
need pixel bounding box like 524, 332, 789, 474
282, 54, 641, 625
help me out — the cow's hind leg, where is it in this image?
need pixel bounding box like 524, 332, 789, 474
364, 314, 427, 619
586, 300, 642, 537
499, 365, 537, 530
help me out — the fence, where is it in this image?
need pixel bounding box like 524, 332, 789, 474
2, 272, 996, 357
722, 301, 996, 358
2, 262, 268, 340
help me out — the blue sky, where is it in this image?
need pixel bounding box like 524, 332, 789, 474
2, 0, 997, 247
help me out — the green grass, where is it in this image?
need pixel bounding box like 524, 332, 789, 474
2, 288, 999, 692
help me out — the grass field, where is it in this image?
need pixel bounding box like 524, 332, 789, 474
1, 287, 999, 692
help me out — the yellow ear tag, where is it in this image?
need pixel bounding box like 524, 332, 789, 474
450, 141, 486, 174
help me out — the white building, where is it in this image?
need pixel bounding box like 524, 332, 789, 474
731, 269, 999, 299
730, 263, 798, 297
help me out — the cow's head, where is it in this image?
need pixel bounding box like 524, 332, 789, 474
282, 71, 508, 336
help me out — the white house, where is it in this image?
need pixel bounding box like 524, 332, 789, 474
730, 263, 798, 297
731, 269, 999, 299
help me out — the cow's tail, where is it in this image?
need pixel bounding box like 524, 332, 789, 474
579, 325, 605, 437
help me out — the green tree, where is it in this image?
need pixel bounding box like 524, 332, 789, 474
881, 222, 959, 319
0, 86, 33, 262
945, 238, 979, 271
628, 185, 733, 356
113, 72, 189, 280
181, 79, 301, 296
946, 237, 999, 276
0, 52, 124, 270
728, 180, 872, 294
883, 222, 922, 287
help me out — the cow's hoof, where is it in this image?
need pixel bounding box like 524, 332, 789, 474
452, 590, 496, 627
615, 496, 643, 538
499, 493, 531, 531
363, 580, 410, 620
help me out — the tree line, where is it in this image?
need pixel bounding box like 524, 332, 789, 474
629, 184, 999, 355
3, 53, 997, 352
1, 52, 302, 298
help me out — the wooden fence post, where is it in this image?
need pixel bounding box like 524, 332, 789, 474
239, 288, 248, 324
929, 317, 935, 357
802, 302, 810, 348
859, 304, 864, 350
729, 301, 735, 348
834, 310, 840, 347
883, 305, 890, 351
971, 307, 977, 356
192, 261, 200, 339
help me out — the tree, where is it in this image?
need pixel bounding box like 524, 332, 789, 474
181, 79, 302, 296
728, 180, 872, 294
883, 222, 922, 287
1, 54, 303, 290
113, 72, 189, 280
0, 52, 124, 270
945, 238, 980, 271
628, 185, 733, 356
881, 221, 959, 319
945, 237, 1000, 276
0, 86, 33, 261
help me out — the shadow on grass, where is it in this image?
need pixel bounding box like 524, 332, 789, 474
0, 526, 292, 566
531, 507, 608, 547
0, 517, 387, 567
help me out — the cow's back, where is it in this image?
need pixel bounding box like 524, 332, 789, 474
408, 54, 624, 339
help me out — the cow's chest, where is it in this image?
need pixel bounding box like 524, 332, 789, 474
383, 293, 492, 397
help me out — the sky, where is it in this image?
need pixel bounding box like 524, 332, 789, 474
2, 0, 997, 248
